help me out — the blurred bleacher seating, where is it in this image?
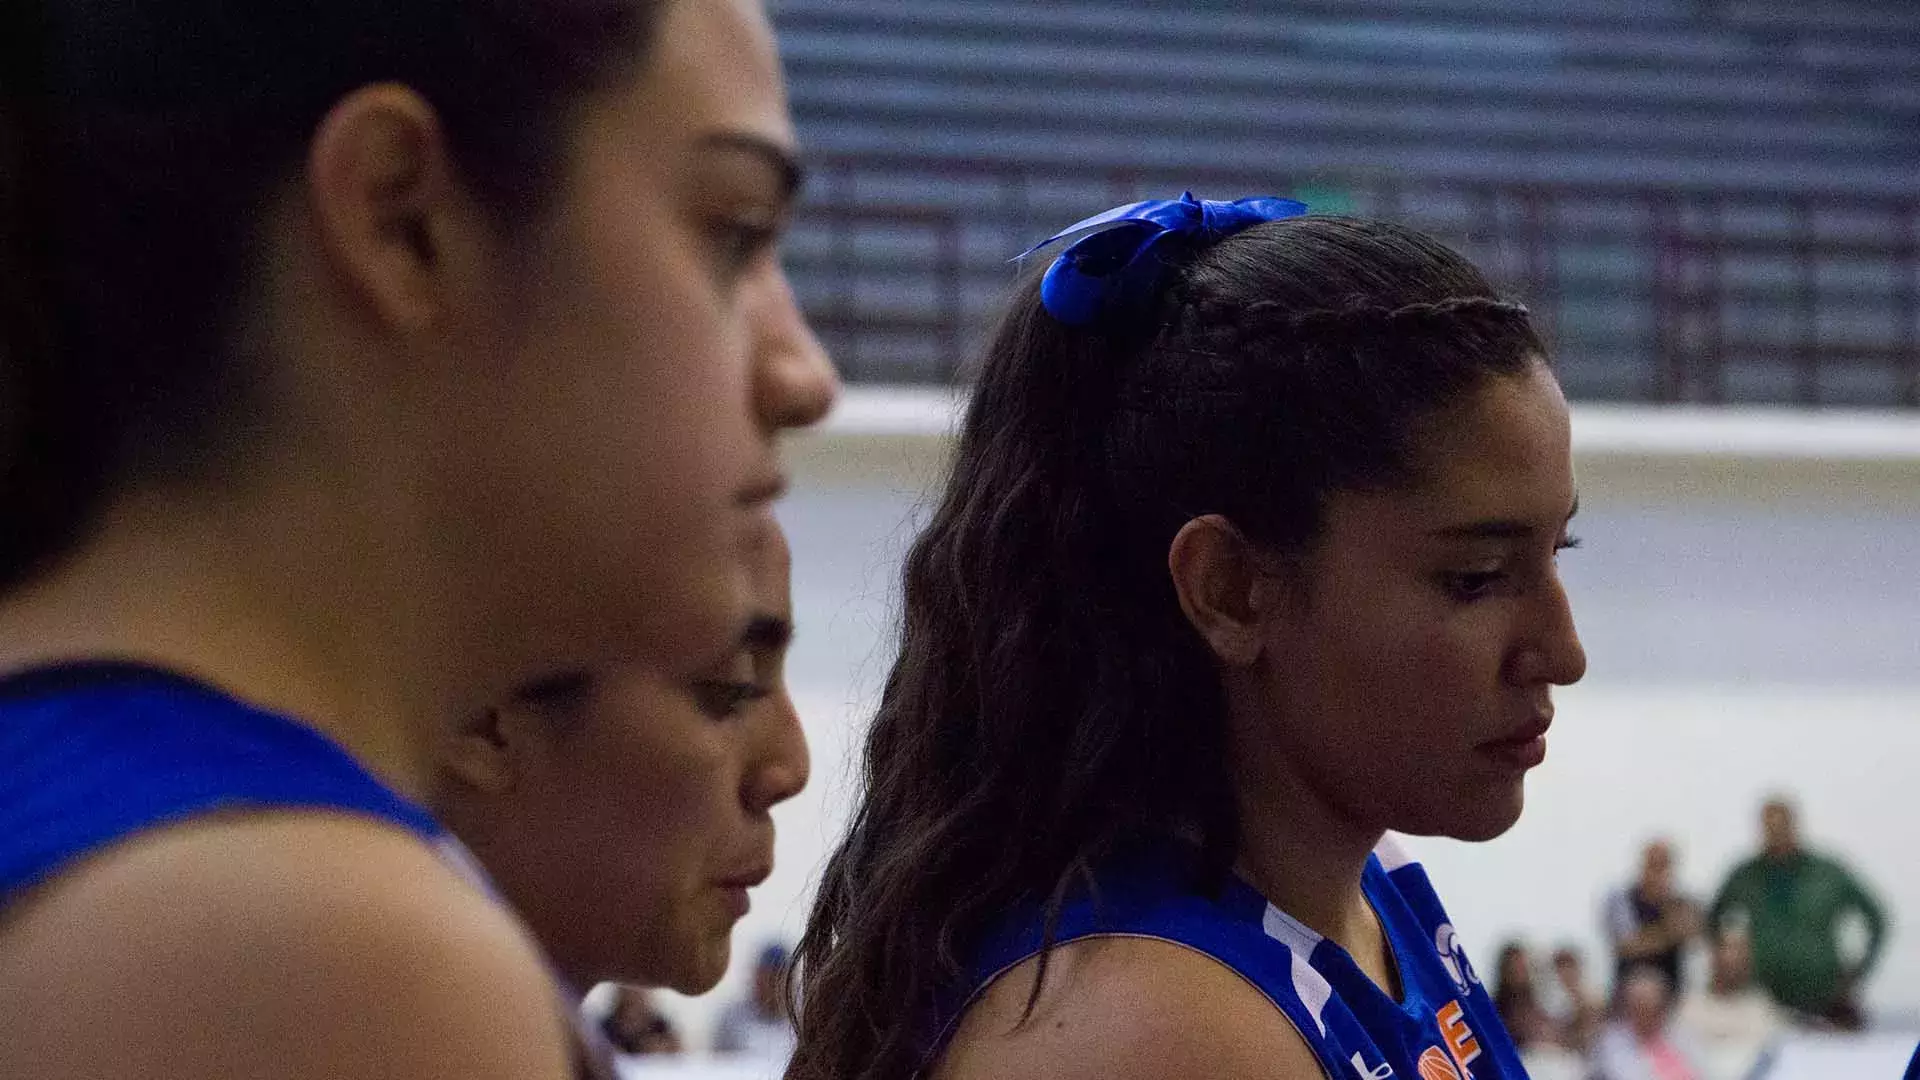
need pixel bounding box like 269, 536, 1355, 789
772, 0, 1920, 405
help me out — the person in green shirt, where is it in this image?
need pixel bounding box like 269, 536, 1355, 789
1709, 798, 1887, 1029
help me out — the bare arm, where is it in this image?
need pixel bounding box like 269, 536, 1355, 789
1606, 892, 1699, 960
0, 814, 574, 1080
1614, 927, 1675, 960
932, 936, 1328, 1080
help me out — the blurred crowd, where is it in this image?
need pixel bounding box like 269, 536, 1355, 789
1493, 797, 1886, 1080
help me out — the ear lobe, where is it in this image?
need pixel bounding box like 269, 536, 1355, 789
1167, 514, 1270, 668
440, 706, 519, 796
305, 83, 454, 332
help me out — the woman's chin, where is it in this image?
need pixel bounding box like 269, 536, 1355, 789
1390, 783, 1525, 844
659, 936, 733, 996
1443, 785, 1527, 843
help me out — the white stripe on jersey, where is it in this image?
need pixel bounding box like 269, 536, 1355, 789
1261, 903, 1334, 1036
1373, 833, 1417, 873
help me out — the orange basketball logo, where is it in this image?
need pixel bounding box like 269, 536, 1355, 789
1417, 1046, 1463, 1080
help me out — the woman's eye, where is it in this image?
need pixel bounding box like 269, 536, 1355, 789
1442, 569, 1507, 602
711, 219, 779, 276
691, 679, 770, 719
511, 669, 594, 709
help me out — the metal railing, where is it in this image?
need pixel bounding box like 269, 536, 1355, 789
789, 152, 1920, 406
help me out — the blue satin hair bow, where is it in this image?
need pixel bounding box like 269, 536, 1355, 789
1018, 191, 1309, 327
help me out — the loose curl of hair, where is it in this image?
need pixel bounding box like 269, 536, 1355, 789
787, 216, 1546, 1080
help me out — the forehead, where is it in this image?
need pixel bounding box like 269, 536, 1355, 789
1326, 363, 1574, 540
628, 0, 792, 146
1401, 364, 1573, 520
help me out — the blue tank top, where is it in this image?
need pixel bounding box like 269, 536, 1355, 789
939, 836, 1523, 1080
0, 661, 442, 895
0, 660, 620, 1079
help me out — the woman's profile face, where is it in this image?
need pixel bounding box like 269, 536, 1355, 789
442, 521, 808, 994
1235, 361, 1586, 843
429, 0, 836, 698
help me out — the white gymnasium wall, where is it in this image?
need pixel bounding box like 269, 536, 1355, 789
655, 391, 1920, 1051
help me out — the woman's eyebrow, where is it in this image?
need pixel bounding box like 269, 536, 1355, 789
695, 131, 805, 202
1426, 495, 1579, 541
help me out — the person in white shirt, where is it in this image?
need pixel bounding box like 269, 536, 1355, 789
1593, 967, 1707, 1080
1675, 928, 1787, 1080
1546, 944, 1608, 1054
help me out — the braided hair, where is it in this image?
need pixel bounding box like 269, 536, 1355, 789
788, 215, 1547, 1080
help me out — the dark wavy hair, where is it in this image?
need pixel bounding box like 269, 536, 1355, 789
0, 0, 663, 591
786, 215, 1547, 1080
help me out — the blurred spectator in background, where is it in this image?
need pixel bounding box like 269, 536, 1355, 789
1493, 940, 1589, 1080
1710, 797, 1886, 1029
1676, 927, 1787, 1080
600, 985, 685, 1059
1606, 839, 1703, 999
1593, 966, 1705, 1080
714, 943, 797, 1060
1492, 939, 1540, 1034
1547, 944, 1607, 1054
1519, 1025, 1589, 1080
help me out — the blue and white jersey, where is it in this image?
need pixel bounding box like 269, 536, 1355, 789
937, 836, 1523, 1080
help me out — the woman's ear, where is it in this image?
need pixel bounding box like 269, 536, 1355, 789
1167, 515, 1286, 668
305, 82, 462, 333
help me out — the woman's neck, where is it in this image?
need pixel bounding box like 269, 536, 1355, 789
0, 486, 439, 802
1230, 757, 1394, 994
1219, 669, 1390, 955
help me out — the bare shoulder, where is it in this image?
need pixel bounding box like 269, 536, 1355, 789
932, 934, 1329, 1080
0, 813, 572, 1080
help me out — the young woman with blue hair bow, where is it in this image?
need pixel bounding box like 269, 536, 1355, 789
788, 196, 1588, 1080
